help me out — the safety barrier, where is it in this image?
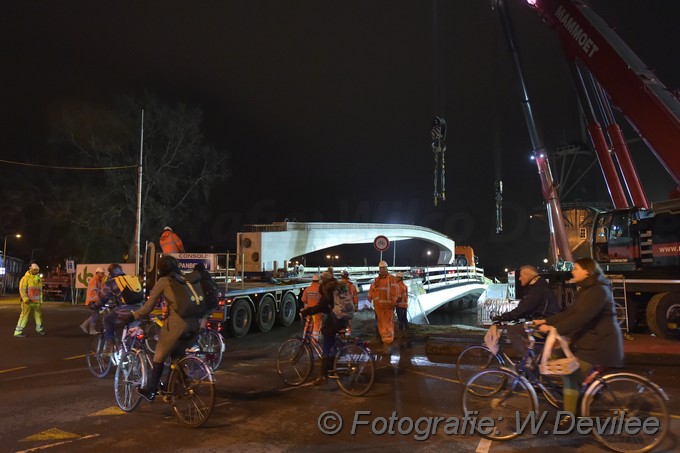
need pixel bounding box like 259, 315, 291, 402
477, 298, 519, 326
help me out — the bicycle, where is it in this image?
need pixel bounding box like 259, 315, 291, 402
145, 315, 225, 372
461, 324, 670, 452
276, 315, 375, 396
456, 320, 562, 408
114, 330, 216, 427
86, 304, 149, 378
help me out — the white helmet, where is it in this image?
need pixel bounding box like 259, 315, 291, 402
30, 263, 40, 271
378, 260, 388, 268
164, 226, 173, 231
95, 266, 106, 274
396, 272, 404, 279
312, 274, 320, 282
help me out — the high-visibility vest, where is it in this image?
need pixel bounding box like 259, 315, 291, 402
368, 274, 398, 308
396, 280, 409, 308
19, 272, 42, 303
160, 231, 185, 253
86, 274, 104, 305
302, 282, 321, 308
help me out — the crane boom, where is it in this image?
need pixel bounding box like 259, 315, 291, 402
529, 0, 680, 189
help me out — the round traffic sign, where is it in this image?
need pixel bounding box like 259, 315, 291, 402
373, 235, 390, 252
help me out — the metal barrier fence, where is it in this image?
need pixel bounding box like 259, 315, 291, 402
477, 298, 519, 326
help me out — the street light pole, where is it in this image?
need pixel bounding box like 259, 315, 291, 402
2, 234, 21, 295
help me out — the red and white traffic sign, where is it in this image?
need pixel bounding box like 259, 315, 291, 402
373, 235, 390, 252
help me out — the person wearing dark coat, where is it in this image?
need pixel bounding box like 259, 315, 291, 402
123, 256, 203, 402
496, 265, 560, 322
300, 271, 344, 385
493, 265, 561, 356
535, 257, 624, 424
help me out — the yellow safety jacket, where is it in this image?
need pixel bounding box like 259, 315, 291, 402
19, 271, 43, 303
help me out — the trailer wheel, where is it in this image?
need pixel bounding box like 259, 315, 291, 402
228, 299, 252, 338
646, 292, 680, 340
278, 292, 298, 327
257, 295, 276, 333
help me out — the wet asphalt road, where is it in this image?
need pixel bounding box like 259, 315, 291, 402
1, 301, 678, 453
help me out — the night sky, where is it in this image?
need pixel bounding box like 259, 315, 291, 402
2, 0, 678, 276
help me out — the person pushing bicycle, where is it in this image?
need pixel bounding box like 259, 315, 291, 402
300, 271, 356, 385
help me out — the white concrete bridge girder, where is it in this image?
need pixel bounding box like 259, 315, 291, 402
237, 222, 456, 272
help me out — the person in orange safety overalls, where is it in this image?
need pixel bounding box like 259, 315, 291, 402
159, 226, 185, 254
301, 274, 322, 340
367, 261, 399, 347
395, 272, 409, 334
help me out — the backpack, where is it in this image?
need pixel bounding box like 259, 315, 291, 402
170, 274, 208, 318
113, 275, 145, 305
332, 282, 355, 320
200, 273, 219, 311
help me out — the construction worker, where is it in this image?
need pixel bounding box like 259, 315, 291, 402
301, 274, 322, 340
80, 266, 106, 335
340, 270, 359, 334
367, 261, 399, 347
14, 263, 45, 337
159, 226, 185, 254
395, 272, 409, 333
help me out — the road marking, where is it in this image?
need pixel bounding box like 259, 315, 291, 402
64, 355, 86, 360
16, 434, 99, 452
475, 437, 492, 453
0, 366, 27, 374
403, 367, 461, 384
20, 428, 79, 442
90, 406, 126, 416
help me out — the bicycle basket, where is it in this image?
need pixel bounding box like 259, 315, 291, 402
539, 328, 580, 376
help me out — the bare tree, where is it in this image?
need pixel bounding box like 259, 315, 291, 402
38, 93, 229, 262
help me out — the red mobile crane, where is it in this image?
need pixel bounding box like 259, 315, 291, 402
498, 0, 680, 338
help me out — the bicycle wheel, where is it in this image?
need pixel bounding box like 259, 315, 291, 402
582, 373, 670, 453
145, 321, 161, 354
456, 345, 504, 392
276, 339, 313, 386
462, 368, 538, 441
168, 356, 216, 428
114, 350, 145, 412
334, 343, 375, 396
196, 329, 225, 371
86, 335, 113, 378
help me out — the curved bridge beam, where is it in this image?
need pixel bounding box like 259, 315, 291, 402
237, 222, 456, 272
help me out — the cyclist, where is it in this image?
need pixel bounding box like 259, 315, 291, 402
119, 255, 205, 402
535, 257, 623, 426
492, 265, 561, 355
301, 273, 355, 386
94, 264, 143, 352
